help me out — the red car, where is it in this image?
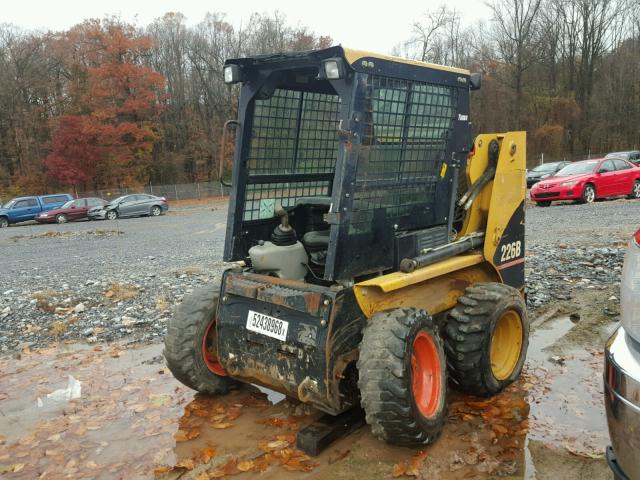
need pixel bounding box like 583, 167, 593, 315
35, 197, 107, 224
530, 158, 640, 206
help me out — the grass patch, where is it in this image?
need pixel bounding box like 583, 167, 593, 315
104, 283, 139, 302
155, 293, 170, 312
50, 321, 68, 338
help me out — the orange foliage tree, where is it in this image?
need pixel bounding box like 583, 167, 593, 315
46, 20, 165, 190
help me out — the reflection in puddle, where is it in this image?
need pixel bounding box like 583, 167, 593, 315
0, 316, 610, 479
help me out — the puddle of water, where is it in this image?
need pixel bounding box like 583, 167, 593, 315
524, 315, 609, 471
0, 317, 610, 479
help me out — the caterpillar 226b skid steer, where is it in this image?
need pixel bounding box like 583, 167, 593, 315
164, 46, 528, 450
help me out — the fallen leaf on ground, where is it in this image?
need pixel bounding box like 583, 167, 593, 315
266, 440, 289, 450
392, 450, 428, 477
208, 457, 239, 478
237, 460, 255, 471
328, 449, 351, 464
211, 422, 233, 429
0, 464, 25, 474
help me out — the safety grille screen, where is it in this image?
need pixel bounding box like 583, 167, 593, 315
352, 76, 458, 228
244, 89, 340, 221
243, 180, 332, 222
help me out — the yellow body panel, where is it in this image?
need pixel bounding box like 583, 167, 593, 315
353, 261, 499, 318
483, 132, 526, 268
356, 254, 485, 293
341, 47, 470, 76
354, 132, 525, 319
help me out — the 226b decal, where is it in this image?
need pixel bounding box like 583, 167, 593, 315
500, 241, 522, 262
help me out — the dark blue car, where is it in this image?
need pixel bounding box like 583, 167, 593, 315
0, 194, 74, 227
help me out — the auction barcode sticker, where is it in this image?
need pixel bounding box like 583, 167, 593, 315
246, 310, 288, 341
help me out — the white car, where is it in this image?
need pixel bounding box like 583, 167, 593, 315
605, 227, 640, 479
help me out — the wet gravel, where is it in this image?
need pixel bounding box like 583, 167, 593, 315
524, 198, 639, 310
0, 197, 638, 353
0, 202, 229, 353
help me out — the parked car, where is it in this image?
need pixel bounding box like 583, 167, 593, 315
88, 194, 169, 220
606, 150, 640, 166
35, 197, 107, 224
604, 227, 640, 479
530, 158, 640, 206
0, 194, 73, 227
526, 161, 570, 188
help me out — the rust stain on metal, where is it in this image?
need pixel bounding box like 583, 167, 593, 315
303, 292, 321, 315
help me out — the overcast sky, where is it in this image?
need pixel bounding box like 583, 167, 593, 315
4, 0, 492, 53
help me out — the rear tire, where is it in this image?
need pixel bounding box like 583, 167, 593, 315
358, 308, 447, 446
629, 180, 640, 199
444, 283, 529, 397
151, 205, 161, 216
164, 285, 237, 395
536, 201, 551, 207
581, 184, 596, 203
55, 214, 67, 224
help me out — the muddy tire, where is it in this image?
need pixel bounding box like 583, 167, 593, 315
358, 308, 447, 446
444, 283, 529, 397
164, 285, 236, 395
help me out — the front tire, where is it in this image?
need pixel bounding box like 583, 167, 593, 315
629, 180, 640, 199
164, 285, 236, 395
0, 217, 8, 228
55, 214, 67, 224
536, 201, 551, 207
581, 184, 596, 203
444, 283, 529, 397
106, 210, 118, 220
358, 308, 447, 446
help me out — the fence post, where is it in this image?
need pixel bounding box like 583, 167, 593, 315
150, 182, 153, 195
197, 182, 201, 199
174, 184, 179, 201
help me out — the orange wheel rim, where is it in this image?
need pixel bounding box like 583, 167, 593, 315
411, 331, 442, 418
202, 320, 227, 376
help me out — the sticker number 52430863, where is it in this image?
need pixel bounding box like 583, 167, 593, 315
500, 241, 522, 262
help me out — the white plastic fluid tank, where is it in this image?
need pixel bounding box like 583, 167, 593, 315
248, 241, 309, 281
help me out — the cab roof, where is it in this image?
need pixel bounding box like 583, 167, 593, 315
225, 45, 470, 76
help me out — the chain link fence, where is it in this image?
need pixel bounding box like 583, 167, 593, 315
78, 181, 232, 202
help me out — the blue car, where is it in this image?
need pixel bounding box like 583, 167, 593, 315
0, 194, 74, 227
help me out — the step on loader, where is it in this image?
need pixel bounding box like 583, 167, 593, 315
164, 46, 528, 451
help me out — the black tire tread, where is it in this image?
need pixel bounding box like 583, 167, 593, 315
163, 285, 234, 395
444, 282, 528, 397
358, 308, 446, 446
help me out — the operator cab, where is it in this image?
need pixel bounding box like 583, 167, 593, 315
222, 46, 474, 283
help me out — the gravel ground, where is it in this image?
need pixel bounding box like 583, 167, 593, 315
0, 196, 638, 353
0, 201, 230, 352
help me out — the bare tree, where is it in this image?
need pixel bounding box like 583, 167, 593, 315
487, 0, 543, 128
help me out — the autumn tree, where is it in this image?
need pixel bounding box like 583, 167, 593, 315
45, 20, 165, 190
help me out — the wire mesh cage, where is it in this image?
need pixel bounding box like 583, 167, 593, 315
352, 75, 458, 230
243, 89, 340, 221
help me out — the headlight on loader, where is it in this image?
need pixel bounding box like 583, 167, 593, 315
223, 64, 242, 84
621, 229, 640, 342
323, 58, 346, 80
